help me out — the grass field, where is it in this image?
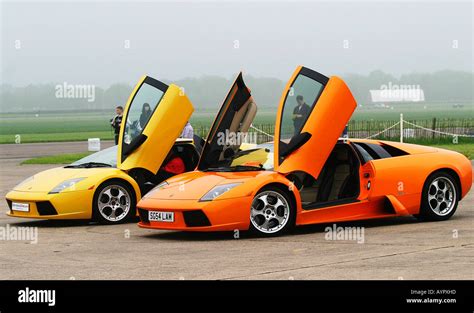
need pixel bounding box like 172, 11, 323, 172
21, 152, 92, 164
0, 104, 472, 144
429, 144, 474, 159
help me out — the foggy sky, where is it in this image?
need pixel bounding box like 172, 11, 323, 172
1, 0, 472, 87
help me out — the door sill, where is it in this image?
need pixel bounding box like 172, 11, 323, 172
302, 198, 360, 210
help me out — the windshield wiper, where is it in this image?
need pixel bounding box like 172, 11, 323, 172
65, 162, 112, 168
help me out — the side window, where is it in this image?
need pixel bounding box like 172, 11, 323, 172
279, 74, 325, 143
353, 143, 374, 163
123, 83, 164, 145
354, 142, 393, 160
366, 143, 392, 159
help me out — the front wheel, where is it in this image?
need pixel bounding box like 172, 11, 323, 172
93, 180, 136, 224
418, 172, 459, 221
249, 187, 295, 236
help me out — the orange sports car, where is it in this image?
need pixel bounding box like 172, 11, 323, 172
137, 66, 472, 236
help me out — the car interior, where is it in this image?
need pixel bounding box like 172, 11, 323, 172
288, 143, 361, 208
220, 98, 257, 160
129, 143, 199, 195
202, 97, 257, 169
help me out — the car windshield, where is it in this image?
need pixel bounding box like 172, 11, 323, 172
204, 142, 274, 172
70, 146, 117, 167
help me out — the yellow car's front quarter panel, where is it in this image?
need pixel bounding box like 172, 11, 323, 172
5, 167, 141, 220
6, 189, 94, 219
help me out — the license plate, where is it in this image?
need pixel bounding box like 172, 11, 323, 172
149, 211, 174, 222
12, 202, 29, 212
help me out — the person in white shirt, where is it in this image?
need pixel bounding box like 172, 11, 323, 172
181, 121, 194, 139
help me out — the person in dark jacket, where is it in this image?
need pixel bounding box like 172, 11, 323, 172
292, 95, 310, 135
110, 106, 123, 145
139, 103, 152, 129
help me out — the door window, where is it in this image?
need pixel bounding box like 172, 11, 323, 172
279, 74, 325, 143
123, 81, 166, 146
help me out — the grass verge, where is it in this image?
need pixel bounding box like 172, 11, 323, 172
429, 144, 474, 159
21, 152, 92, 165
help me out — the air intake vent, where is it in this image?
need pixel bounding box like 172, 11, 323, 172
183, 210, 211, 227
138, 208, 150, 224
36, 201, 58, 216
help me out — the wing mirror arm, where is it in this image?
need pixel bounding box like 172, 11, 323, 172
280, 132, 312, 158
123, 134, 148, 157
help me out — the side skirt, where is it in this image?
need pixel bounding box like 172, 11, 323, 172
296, 198, 397, 226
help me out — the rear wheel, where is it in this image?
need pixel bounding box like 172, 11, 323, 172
249, 186, 295, 236
418, 172, 459, 221
93, 180, 136, 224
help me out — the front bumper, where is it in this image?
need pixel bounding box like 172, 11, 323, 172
137, 196, 253, 231
5, 189, 94, 220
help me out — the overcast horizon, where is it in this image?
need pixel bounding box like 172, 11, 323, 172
1, 0, 472, 88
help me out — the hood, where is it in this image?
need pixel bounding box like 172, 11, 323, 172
13, 167, 91, 192
143, 171, 261, 200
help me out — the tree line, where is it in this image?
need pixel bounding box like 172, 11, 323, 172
1, 70, 472, 113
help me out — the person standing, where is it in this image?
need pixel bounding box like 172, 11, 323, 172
139, 103, 151, 129
180, 121, 194, 139
292, 95, 310, 135
110, 106, 123, 145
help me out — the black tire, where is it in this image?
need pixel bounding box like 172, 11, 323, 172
418, 171, 459, 221
248, 186, 296, 237
92, 180, 136, 224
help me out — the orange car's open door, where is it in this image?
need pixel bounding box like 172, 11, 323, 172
274, 66, 357, 179
117, 76, 194, 174
197, 73, 257, 170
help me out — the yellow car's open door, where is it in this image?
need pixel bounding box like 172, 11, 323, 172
117, 76, 194, 174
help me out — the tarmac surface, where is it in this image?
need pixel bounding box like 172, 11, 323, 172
0, 142, 472, 279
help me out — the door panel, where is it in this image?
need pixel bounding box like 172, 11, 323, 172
197, 73, 257, 170
274, 66, 357, 179
117, 76, 194, 173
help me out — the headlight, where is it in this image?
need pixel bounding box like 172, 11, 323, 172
143, 181, 169, 198
14, 176, 34, 189
49, 178, 86, 194
200, 183, 241, 201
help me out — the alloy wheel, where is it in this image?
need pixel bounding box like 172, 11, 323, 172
250, 190, 290, 234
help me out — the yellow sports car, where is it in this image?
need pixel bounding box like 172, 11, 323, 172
5, 76, 199, 224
